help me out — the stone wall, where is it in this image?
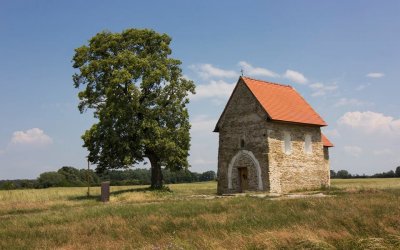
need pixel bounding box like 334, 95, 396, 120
216, 79, 330, 194
217, 80, 269, 194
323, 147, 331, 186
267, 123, 329, 193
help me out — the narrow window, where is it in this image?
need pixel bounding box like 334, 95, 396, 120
305, 134, 312, 154
240, 139, 245, 148
283, 132, 292, 154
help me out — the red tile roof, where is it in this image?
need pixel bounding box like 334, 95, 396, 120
242, 77, 327, 126
321, 133, 334, 147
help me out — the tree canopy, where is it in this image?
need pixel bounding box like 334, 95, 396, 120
72, 28, 195, 188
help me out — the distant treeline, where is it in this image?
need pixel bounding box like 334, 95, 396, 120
0, 166, 216, 190
2, 166, 399, 190
331, 166, 400, 179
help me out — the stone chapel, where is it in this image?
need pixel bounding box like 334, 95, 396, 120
214, 76, 333, 194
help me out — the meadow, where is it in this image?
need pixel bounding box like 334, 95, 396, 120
1, 179, 400, 249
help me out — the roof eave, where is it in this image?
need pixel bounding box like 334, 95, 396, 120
269, 118, 328, 127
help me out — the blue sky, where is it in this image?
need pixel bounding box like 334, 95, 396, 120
1, 1, 399, 179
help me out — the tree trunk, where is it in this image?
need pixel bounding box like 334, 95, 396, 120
149, 155, 163, 189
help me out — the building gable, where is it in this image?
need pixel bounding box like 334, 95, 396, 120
214, 78, 269, 132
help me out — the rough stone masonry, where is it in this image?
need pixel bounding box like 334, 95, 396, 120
214, 76, 333, 195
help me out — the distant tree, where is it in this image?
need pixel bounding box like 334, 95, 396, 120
19, 180, 37, 189
336, 170, 352, 179
373, 170, 396, 178
163, 169, 195, 183
58, 166, 84, 186
386, 170, 396, 178
200, 171, 216, 181
0, 181, 15, 190
101, 168, 151, 185
396, 166, 400, 177
37, 172, 66, 188
72, 28, 195, 189
330, 170, 337, 179
79, 169, 100, 185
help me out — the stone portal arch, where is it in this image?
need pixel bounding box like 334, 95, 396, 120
227, 150, 263, 190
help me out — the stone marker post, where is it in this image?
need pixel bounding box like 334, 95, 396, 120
101, 181, 110, 202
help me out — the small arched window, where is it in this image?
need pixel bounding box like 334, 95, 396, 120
283, 132, 292, 154
304, 134, 312, 154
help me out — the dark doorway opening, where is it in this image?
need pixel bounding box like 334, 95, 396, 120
238, 167, 248, 192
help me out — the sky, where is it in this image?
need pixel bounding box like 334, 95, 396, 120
1, 0, 399, 179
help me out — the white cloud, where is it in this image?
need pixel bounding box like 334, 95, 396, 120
309, 82, 338, 97
373, 149, 394, 156
283, 69, 308, 84
190, 80, 235, 101
334, 98, 373, 107
10, 128, 53, 147
238, 61, 279, 78
366, 72, 384, 78
189, 64, 237, 79
344, 146, 363, 157
355, 83, 371, 91
338, 111, 400, 135
190, 115, 218, 132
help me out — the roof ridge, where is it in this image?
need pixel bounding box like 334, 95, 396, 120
242, 76, 292, 88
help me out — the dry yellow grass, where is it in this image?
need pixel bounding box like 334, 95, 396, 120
1, 179, 399, 249
331, 177, 400, 190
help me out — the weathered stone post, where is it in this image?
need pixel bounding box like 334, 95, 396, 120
101, 181, 110, 202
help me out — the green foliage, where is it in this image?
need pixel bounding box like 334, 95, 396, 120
0, 180, 37, 190
0, 181, 15, 190
72, 28, 195, 188
58, 166, 84, 186
330, 170, 336, 178
200, 170, 217, 181
38, 172, 67, 188
37, 167, 100, 188
18, 180, 37, 189
101, 168, 216, 186
336, 170, 352, 179
373, 170, 396, 178
395, 166, 400, 177
79, 169, 100, 185
0, 166, 215, 190
100, 168, 151, 186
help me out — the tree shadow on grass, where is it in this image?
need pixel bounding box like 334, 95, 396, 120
111, 185, 172, 195
68, 187, 155, 201
69, 186, 172, 201
110, 187, 152, 196
68, 194, 100, 201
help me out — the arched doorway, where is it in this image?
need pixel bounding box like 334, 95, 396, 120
227, 150, 263, 192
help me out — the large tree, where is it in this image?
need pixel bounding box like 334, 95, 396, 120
72, 29, 195, 189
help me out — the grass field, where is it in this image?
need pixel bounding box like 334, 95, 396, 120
1, 179, 400, 249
